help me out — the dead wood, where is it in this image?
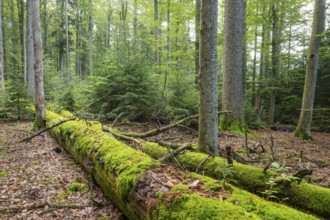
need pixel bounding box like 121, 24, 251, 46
19, 118, 76, 143
159, 143, 192, 163
196, 155, 213, 173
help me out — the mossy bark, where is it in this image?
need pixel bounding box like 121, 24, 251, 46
138, 141, 330, 218
47, 111, 320, 220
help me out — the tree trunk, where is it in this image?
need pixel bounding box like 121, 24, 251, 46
27, 0, 35, 97
268, 3, 279, 125
198, 0, 218, 155
89, 0, 93, 75
154, 0, 159, 73
43, 0, 48, 54
194, 0, 200, 85
295, 0, 325, 139
242, 0, 247, 100
18, 0, 26, 83
220, 0, 245, 131
0, 0, 4, 89
65, 0, 70, 82
32, 0, 46, 130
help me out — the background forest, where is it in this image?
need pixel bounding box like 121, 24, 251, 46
0, 0, 329, 131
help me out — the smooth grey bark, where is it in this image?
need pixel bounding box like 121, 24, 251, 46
32, 0, 46, 129
242, 0, 247, 100
0, 0, 4, 89
198, 0, 218, 155
195, 0, 200, 85
27, 0, 35, 97
295, 0, 325, 139
221, 0, 244, 129
89, 0, 93, 75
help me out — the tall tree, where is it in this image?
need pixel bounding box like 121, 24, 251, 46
295, 0, 325, 139
89, 0, 93, 75
27, 0, 35, 96
154, 0, 159, 73
32, 0, 46, 129
0, 0, 4, 89
65, 0, 70, 82
198, 0, 218, 155
220, 0, 245, 131
195, 0, 200, 85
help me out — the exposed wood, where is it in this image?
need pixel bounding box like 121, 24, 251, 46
159, 143, 192, 163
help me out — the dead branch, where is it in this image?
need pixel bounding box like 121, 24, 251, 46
19, 118, 76, 143
155, 140, 181, 149
118, 111, 228, 139
102, 125, 142, 150
159, 143, 192, 163
161, 145, 186, 171
111, 112, 127, 127
0, 201, 88, 213
196, 155, 213, 173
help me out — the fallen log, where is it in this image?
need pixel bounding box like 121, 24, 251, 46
114, 136, 330, 218
47, 111, 319, 220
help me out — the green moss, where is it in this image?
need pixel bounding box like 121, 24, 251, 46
152, 193, 261, 220
294, 128, 312, 140
60, 110, 75, 118
67, 181, 88, 192
0, 171, 8, 177
290, 183, 330, 218
189, 174, 318, 220
171, 185, 190, 192
141, 142, 168, 159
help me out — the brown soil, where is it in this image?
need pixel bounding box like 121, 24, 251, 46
0, 121, 122, 219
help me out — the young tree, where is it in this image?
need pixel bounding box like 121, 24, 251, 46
0, 0, 4, 89
198, 0, 218, 155
295, 0, 325, 139
220, 0, 245, 131
195, 0, 200, 85
32, 0, 46, 129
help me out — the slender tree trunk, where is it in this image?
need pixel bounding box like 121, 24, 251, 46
295, 0, 325, 139
252, 14, 258, 107
10, 2, 18, 76
195, 0, 200, 85
242, 0, 247, 100
27, 0, 35, 97
198, 0, 218, 155
154, 0, 159, 73
43, 0, 48, 54
89, 0, 93, 75
18, 0, 26, 83
65, 0, 70, 82
268, 3, 279, 125
107, 1, 111, 49
59, 0, 64, 77
0, 0, 4, 89
32, 0, 46, 129
133, 0, 137, 40
221, 0, 245, 130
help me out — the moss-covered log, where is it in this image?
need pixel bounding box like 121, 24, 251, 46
121, 137, 329, 218
46, 111, 320, 220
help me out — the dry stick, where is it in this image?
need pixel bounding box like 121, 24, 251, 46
119, 111, 229, 139
111, 112, 126, 127
162, 145, 186, 171
155, 140, 181, 150
196, 155, 213, 173
244, 129, 250, 158
0, 201, 88, 213
159, 143, 192, 163
19, 118, 76, 143
78, 91, 115, 113
102, 125, 142, 150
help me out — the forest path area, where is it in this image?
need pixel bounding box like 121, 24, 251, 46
0, 121, 122, 220
116, 122, 330, 188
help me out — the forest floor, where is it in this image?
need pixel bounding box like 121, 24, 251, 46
115, 122, 330, 188
0, 121, 122, 220
0, 120, 329, 220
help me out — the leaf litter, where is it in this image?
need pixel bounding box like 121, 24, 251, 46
0, 121, 122, 220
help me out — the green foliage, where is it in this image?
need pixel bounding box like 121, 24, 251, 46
262, 162, 299, 201
67, 180, 88, 192
0, 171, 8, 177
244, 102, 265, 129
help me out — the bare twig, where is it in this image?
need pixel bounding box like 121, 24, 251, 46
19, 118, 76, 143
196, 155, 213, 173
161, 145, 186, 171
111, 112, 127, 127
159, 144, 192, 164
